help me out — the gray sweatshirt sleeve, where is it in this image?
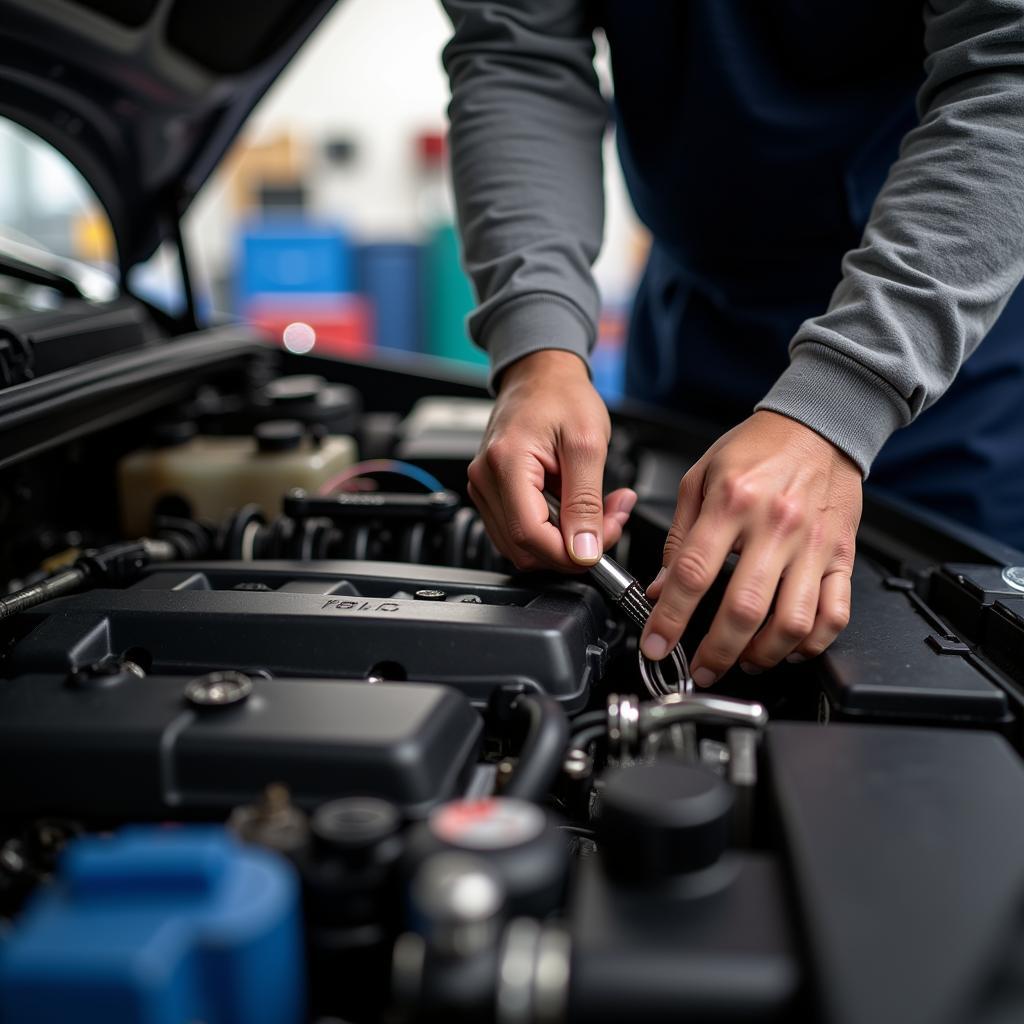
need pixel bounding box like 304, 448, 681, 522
443, 0, 1024, 475
440, 0, 607, 389
757, 0, 1024, 474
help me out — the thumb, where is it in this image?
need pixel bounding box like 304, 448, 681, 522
557, 434, 608, 565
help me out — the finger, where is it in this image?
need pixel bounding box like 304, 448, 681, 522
647, 466, 705, 599
602, 488, 637, 550
467, 475, 521, 566
788, 569, 852, 662
737, 555, 823, 670
545, 479, 635, 553
640, 512, 737, 663
688, 537, 793, 686
467, 478, 520, 567
554, 429, 609, 566
488, 448, 569, 568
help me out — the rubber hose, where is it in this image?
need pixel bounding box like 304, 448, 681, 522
502, 692, 570, 803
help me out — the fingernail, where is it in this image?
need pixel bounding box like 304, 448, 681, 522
786, 653, 808, 664
739, 661, 763, 675
641, 632, 669, 660
646, 567, 666, 595
571, 531, 600, 561
693, 667, 717, 688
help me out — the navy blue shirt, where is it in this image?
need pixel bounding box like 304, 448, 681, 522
597, 2, 1024, 547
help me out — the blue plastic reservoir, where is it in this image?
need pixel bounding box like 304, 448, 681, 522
0, 827, 305, 1024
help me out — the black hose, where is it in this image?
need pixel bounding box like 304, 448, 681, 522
502, 692, 570, 803
568, 724, 607, 752
570, 709, 607, 736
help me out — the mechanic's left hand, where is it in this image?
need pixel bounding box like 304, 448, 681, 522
641, 410, 862, 686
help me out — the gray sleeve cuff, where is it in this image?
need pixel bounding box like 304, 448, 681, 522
755, 342, 911, 478
481, 294, 596, 392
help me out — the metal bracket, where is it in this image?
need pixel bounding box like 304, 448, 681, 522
925, 633, 971, 655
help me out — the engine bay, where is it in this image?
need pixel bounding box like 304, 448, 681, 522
2, 332, 1024, 1024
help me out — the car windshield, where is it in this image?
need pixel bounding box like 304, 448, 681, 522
0, 116, 117, 314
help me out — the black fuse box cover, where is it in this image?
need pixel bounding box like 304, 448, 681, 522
767, 722, 1024, 1024
928, 563, 1024, 642
0, 674, 481, 819
9, 561, 609, 712
982, 599, 1024, 684
820, 562, 1009, 724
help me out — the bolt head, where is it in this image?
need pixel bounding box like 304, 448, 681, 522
1003, 566, 1024, 593
185, 670, 253, 708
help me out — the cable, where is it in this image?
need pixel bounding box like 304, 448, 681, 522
318, 459, 445, 496
0, 537, 179, 622
558, 825, 597, 840
0, 568, 85, 622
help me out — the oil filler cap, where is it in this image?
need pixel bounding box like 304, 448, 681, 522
312, 797, 401, 855
255, 419, 305, 453
406, 798, 568, 918
599, 761, 734, 882
430, 798, 544, 850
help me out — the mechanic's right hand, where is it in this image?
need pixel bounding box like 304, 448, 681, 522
467, 349, 637, 572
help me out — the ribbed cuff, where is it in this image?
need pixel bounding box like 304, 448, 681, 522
755, 343, 910, 478
480, 294, 595, 393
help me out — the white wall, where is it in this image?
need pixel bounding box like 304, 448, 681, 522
186, 0, 642, 306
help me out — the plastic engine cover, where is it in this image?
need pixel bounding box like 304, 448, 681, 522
10, 560, 609, 710
0, 675, 482, 819
0, 827, 304, 1024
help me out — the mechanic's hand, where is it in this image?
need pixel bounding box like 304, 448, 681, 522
642, 410, 862, 685
467, 349, 637, 571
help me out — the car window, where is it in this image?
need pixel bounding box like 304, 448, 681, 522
0, 115, 117, 313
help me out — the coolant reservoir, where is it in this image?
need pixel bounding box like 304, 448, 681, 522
118, 419, 356, 536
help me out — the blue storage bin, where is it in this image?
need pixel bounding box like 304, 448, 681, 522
0, 827, 305, 1024
592, 341, 626, 402
238, 218, 354, 309
358, 242, 421, 352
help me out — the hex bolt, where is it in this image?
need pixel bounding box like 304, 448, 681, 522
184, 670, 253, 708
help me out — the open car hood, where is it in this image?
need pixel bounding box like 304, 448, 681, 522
0, 0, 337, 276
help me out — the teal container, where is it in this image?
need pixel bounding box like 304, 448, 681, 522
423, 223, 487, 367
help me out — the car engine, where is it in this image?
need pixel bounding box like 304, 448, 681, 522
2, 334, 1024, 1024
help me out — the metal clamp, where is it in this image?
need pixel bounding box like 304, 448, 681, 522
606, 694, 640, 761
606, 691, 768, 760
542, 492, 693, 698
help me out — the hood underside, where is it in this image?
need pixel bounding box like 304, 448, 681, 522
0, 0, 337, 275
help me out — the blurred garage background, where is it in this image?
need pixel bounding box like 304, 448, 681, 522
0, 0, 648, 399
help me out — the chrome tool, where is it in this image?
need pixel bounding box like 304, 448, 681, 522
543, 493, 693, 698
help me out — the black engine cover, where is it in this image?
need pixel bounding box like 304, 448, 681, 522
0, 675, 481, 819
8, 561, 610, 711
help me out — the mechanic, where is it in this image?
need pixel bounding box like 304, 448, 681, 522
440, 1, 1024, 687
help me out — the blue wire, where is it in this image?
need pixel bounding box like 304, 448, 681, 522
376, 460, 445, 492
